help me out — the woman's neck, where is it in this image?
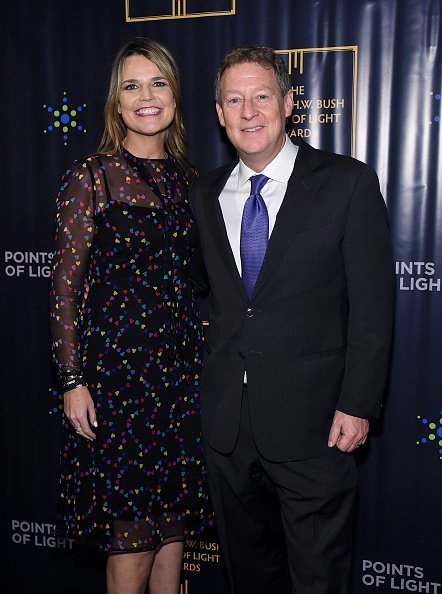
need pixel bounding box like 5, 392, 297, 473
123, 133, 167, 159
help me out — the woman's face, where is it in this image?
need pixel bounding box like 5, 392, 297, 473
118, 54, 176, 144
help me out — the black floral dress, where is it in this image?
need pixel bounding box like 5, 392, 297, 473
50, 150, 212, 552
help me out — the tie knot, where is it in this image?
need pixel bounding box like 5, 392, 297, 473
250, 174, 269, 196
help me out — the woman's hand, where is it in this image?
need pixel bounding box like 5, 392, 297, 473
64, 385, 97, 441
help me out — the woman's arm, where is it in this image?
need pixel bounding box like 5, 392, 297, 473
50, 158, 98, 440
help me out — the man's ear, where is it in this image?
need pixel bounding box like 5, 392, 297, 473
284, 90, 294, 118
216, 102, 226, 127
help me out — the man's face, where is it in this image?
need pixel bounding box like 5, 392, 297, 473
216, 61, 293, 171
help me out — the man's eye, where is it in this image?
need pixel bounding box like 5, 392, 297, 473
257, 94, 269, 101
227, 97, 240, 105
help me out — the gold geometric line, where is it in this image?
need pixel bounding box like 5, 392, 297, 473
276, 45, 358, 157
125, 0, 236, 22
352, 46, 358, 157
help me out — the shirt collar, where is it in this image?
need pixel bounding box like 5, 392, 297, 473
238, 135, 299, 189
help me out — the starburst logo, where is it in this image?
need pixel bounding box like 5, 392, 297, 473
43, 91, 87, 145
416, 411, 442, 460
430, 90, 440, 125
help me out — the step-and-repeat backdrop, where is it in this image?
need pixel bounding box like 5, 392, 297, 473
1, 1, 441, 592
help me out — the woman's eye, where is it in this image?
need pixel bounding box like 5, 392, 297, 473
124, 84, 138, 91
153, 81, 167, 87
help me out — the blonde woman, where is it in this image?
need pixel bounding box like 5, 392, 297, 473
50, 38, 211, 594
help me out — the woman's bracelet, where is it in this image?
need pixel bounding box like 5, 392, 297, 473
57, 368, 88, 393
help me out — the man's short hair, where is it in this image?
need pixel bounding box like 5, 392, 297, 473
215, 45, 292, 103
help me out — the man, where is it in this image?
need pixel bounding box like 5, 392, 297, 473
190, 46, 394, 594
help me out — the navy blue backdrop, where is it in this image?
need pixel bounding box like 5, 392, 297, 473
1, 1, 441, 592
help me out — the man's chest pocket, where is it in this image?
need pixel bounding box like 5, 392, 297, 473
281, 213, 346, 274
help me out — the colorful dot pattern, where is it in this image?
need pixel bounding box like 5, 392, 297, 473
430, 90, 441, 124
50, 151, 213, 551
416, 411, 442, 460
43, 91, 87, 145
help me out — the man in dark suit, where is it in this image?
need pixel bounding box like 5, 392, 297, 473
190, 46, 395, 594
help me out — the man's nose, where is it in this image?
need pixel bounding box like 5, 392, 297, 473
241, 97, 258, 119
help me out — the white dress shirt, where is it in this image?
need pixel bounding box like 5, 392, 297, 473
219, 135, 299, 275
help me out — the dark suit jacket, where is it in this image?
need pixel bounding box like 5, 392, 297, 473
190, 138, 395, 461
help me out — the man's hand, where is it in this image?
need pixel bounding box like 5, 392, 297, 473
327, 410, 369, 453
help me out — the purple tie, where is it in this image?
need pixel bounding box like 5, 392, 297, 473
240, 174, 269, 298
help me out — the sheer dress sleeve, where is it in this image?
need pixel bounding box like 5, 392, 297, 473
50, 159, 96, 380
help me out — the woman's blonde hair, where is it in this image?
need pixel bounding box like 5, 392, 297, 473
98, 38, 189, 170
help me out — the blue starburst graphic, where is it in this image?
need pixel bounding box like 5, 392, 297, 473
430, 90, 441, 124
43, 91, 87, 145
416, 410, 442, 460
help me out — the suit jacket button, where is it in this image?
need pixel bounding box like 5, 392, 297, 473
246, 308, 254, 318
239, 351, 246, 359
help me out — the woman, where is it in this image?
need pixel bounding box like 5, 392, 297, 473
50, 38, 211, 594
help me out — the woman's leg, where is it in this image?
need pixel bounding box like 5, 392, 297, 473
106, 550, 155, 594
148, 541, 184, 594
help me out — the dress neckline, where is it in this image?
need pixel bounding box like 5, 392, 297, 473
122, 148, 169, 163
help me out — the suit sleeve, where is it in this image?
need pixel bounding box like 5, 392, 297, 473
337, 165, 395, 418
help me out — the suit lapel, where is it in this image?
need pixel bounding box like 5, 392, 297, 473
203, 161, 248, 300
250, 140, 324, 300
